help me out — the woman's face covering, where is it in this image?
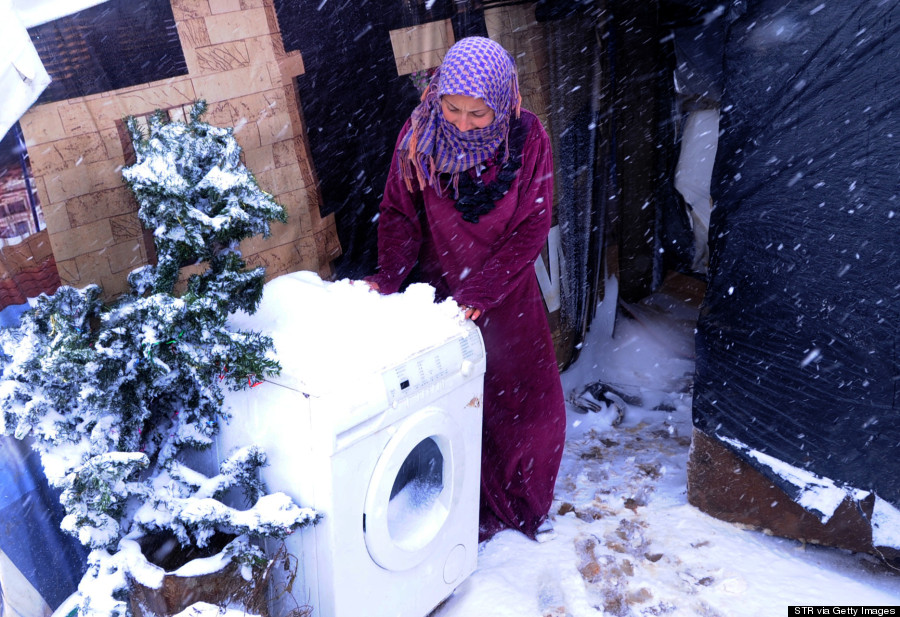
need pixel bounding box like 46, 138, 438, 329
440, 94, 495, 132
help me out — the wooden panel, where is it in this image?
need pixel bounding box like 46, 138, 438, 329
388, 20, 454, 75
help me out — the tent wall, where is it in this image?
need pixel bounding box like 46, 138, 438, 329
539, 6, 607, 361
690, 2, 900, 554
273, 0, 430, 281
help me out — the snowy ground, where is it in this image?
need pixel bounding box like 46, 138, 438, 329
432, 275, 900, 617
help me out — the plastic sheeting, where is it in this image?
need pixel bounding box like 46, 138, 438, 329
0, 435, 89, 616
1, 0, 113, 141
694, 2, 900, 517
0, 126, 56, 323
536, 0, 699, 346
274, 0, 425, 280
0, 2, 51, 143
11, 0, 111, 28
540, 9, 607, 348
673, 108, 719, 273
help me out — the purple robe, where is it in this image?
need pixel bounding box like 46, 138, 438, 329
368, 109, 566, 541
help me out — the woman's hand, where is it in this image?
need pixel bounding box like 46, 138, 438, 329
358, 280, 380, 292
460, 303, 482, 321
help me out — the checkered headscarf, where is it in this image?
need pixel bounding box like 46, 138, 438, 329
399, 37, 521, 196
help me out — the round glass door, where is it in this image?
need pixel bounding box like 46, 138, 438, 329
364, 409, 465, 571
387, 437, 448, 551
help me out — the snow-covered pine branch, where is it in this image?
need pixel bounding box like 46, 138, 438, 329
59, 452, 150, 548
123, 100, 286, 296
132, 446, 319, 548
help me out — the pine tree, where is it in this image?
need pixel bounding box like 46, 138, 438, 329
0, 101, 317, 617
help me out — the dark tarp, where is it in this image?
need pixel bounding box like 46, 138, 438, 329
273, 0, 427, 280
30, 0, 187, 106
537, 3, 608, 351
694, 2, 900, 511
536, 0, 697, 350
664, 0, 726, 111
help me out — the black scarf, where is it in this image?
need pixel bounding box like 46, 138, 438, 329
446, 117, 527, 223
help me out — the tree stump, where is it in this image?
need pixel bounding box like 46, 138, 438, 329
129, 559, 269, 617
128, 533, 270, 617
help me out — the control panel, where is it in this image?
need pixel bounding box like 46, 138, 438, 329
381, 328, 484, 404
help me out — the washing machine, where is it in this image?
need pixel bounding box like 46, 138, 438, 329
218, 272, 486, 617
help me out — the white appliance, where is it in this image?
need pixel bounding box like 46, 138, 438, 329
218, 273, 486, 617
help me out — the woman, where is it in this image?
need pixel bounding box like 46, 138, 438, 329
366, 36, 566, 542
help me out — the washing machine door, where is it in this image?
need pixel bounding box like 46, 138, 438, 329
363, 408, 466, 571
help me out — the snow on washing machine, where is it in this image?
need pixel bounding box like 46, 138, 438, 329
218, 272, 485, 617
